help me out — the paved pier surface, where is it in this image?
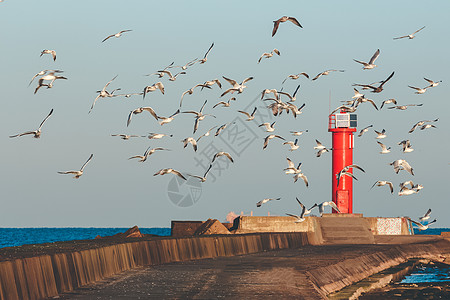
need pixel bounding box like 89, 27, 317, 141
59, 240, 450, 299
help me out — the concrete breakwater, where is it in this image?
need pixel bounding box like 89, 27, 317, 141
0, 232, 309, 300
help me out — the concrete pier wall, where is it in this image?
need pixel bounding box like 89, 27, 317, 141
0, 233, 309, 300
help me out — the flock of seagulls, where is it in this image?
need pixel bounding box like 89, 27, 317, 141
7, 10, 443, 230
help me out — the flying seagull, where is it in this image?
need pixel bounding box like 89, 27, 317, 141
40, 49, 57, 61
318, 201, 340, 217
353, 71, 395, 93
371, 181, 394, 194
390, 159, 414, 175
10, 109, 54, 139
419, 209, 432, 222
312, 69, 345, 81
58, 154, 93, 179
188, 165, 213, 182
258, 49, 280, 63
129, 147, 169, 162
353, 49, 380, 70
197, 42, 214, 64
393, 26, 425, 40
272, 16, 302, 37
256, 198, 281, 207
407, 218, 436, 231
102, 30, 132, 42
282, 73, 309, 84
154, 168, 186, 180
238, 107, 257, 121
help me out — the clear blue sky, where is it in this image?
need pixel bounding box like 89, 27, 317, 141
1, 0, 448, 227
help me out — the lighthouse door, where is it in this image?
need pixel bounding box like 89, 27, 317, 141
336, 190, 349, 213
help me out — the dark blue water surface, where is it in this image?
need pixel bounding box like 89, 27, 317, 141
413, 228, 450, 235
0, 228, 171, 248
401, 263, 450, 283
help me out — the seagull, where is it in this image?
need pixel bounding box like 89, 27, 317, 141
272, 16, 302, 37
221, 76, 254, 97
172, 58, 198, 70
29, 69, 63, 86
40, 49, 57, 61
407, 218, 436, 231
358, 125, 373, 137
197, 42, 214, 64
256, 198, 281, 207
279, 85, 301, 102
419, 209, 432, 222
211, 152, 234, 163
393, 26, 425, 40
111, 134, 142, 140
182, 100, 216, 133
156, 70, 186, 81
352, 88, 364, 99
374, 129, 387, 139
157, 109, 180, 126
102, 30, 132, 42
330, 105, 356, 115
336, 164, 365, 187
314, 139, 326, 150
290, 130, 308, 136
399, 186, 419, 196
409, 119, 438, 134
215, 122, 235, 137
387, 104, 423, 110
354, 96, 378, 110
34, 73, 67, 94
420, 124, 437, 130
286, 198, 316, 222
129, 147, 169, 162
127, 107, 158, 127
353, 71, 395, 93
181, 137, 197, 152
196, 126, 218, 142
312, 69, 345, 81
202, 79, 222, 90
398, 140, 414, 153
188, 164, 213, 182
282, 73, 309, 84
213, 98, 236, 108
283, 139, 299, 151
390, 159, 414, 175
261, 88, 279, 100
263, 134, 285, 149
147, 133, 173, 140
284, 157, 302, 174
258, 49, 280, 63
399, 180, 415, 190
153, 168, 186, 180
238, 107, 258, 121
58, 154, 93, 179
143, 82, 164, 98
353, 49, 380, 70
380, 99, 397, 110
10, 109, 53, 139
295, 198, 317, 216
317, 201, 340, 217
89, 75, 119, 113
408, 85, 429, 94
179, 84, 212, 107
146, 62, 175, 77
259, 121, 276, 132
377, 141, 391, 154
294, 172, 309, 187
423, 78, 442, 88
316, 148, 330, 158
370, 181, 394, 194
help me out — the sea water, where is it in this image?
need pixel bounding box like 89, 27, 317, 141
401, 263, 450, 283
0, 227, 171, 248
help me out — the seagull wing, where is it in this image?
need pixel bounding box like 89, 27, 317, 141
172, 170, 187, 180
38, 109, 54, 130
369, 49, 380, 64
222, 76, 237, 86
80, 154, 94, 171
272, 20, 281, 37
329, 202, 341, 213
287, 17, 302, 28
413, 26, 425, 34
142, 107, 159, 120
102, 34, 115, 42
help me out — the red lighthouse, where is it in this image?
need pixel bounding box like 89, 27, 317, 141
328, 112, 357, 213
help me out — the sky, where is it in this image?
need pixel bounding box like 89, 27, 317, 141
1, 0, 449, 228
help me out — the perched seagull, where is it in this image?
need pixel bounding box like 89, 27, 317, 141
336, 164, 365, 187
272, 16, 302, 37
374, 129, 387, 139
353, 49, 380, 70
258, 49, 280, 63
58, 154, 93, 179
127, 107, 158, 127
221, 76, 254, 97
390, 159, 414, 175
371, 181, 394, 194
419, 209, 432, 222
211, 152, 234, 163
279, 85, 301, 102
102, 30, 132, 42
129, 147, 169, 162
263, 134, 285, 149
317, 201, 340, 217
353, 71, 395, 93
408, 218, 436, 231
182, 100, 216, 134
40, 49, 57, 61
256, 198, 281, 207
312, 69, 345, 81
408, 85, 429, 94
387, 104, 423, 110
259, 121, 276, 132
89, 75, 119, 113
377, 141, 391, 154
143, 82, 164, 98
197, 42, 214, 64
238, 107, 257, 121
157, 109, 180, 126
393, 26, 425, 40
111, 134, 142, 140
358, 125, 373, 137
188, 164, 213, 182
147, 133, 173, 140
10, 109, 53, 139
196, 126, 218, 142
282, 73, 309, 84
284, 157, 302, 174
420, 124, 437, 130
290, 130, 308, 136
215, 122, 235, 137
153, 168, 186, 180
316, 148, 330, 158
283, 139, 299, 151
179, 84, 212, 107
423, 78, 442, 88
380, 99, 397, 110
181, 137, 197, 152
398, 140, 414, 153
